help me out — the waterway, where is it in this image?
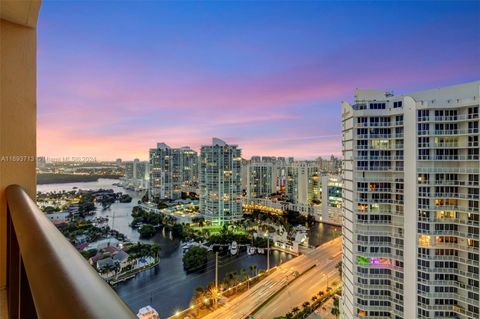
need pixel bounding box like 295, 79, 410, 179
37, 178, 341, 318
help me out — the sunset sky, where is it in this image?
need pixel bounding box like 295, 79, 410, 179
37, 1, 480, 161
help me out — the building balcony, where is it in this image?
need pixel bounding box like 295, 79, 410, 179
3, 185, 137, 319
417, 167, 480, 174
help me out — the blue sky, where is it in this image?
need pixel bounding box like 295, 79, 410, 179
37, 0, 480, 160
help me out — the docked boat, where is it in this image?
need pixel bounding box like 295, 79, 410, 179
181, 240, 193, 251
137, 305, 160, 319
230, 241, 238, 255
257, 248, 265, 254
247, 246, 256, 255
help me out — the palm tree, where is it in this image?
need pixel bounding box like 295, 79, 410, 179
291, 307, 300, 315
333, 297, 339, 308
240, 268, 247, 279
331, 297, 340, 318
331, 307, 340, 318
240, 268, 249, 289
208, 285, 219, 307
311, 296, 317, 303
302, 301, 310, 309
192, 287, 206, 308
318, 291, 325, 297
226, 272, 236, 288
249, 264, 258, 277
285, 312, 293, 319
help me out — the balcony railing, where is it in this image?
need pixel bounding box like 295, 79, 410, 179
6, 185, 137, 319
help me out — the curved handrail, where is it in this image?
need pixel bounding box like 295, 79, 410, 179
6, 185, 136, 319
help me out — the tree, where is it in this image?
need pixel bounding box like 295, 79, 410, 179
249, 264, 258, 277
157, 200, 168, 209
208, 285, 219, 306
80, 248, 98, 259
171, 224, 185, 238
331, 306, 340, 318
331, 297, 340, 318
182, 246, 208, 272
240, 268, 248, 281
139, 224, 156, 238
291, 307, 300, 315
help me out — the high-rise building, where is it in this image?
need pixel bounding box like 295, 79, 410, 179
246, 159, 276, 199
149, 143, 198, 200
245, 157, 321, 204
124, 161, 134, 180
243, 157, 330, 216
199, 138, 242, 224
286, 161, 322, 206
341, 81, 480, 319
178, 146, 199, 193
123, 159, 149, 189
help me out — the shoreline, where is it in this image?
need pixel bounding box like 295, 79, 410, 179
37, 174, 121, 185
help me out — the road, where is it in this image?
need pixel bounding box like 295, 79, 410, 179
253, 257, 340, 318
201, 236, 342, 319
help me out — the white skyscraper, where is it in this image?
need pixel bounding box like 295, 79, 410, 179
341, 81, 479, 319
149, 143, 198, 200
199, 138, 242, 224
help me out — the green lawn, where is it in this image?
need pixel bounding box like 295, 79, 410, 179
192, 225, 248, 236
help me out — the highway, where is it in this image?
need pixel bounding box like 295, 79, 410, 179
202, 236, 342, 319
253, 257, 340, 318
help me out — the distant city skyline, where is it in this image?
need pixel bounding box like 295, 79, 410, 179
37, 1, 480, 161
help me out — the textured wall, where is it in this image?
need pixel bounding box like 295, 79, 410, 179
0, 17, 38, 288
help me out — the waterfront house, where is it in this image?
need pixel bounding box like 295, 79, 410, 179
46, 212, 70, 225
97, 257, 115, 272
112, 250, 130, 271
85, 237, 120, 250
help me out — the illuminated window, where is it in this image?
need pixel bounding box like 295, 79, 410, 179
436, 211, 457, 219
357, 204, 368, 212
370, 140, 390, 149
419, 235, 430, 246
358, 309, 367, 317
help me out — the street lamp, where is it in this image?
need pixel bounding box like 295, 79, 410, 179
264, 231, 270, 271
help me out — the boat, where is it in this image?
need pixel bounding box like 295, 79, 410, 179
137, 305, 160, 319
181, 240, 195, 251
230, 241, 238, 255
247, 246, 256, 255
257, 248, 265, 254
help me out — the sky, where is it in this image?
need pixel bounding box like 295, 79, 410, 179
37, 1, 480, 161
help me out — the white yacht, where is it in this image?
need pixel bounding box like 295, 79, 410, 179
247, 246, 256, 255
137, 306, 160, 319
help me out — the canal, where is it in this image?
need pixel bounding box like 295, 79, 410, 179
38, 178, 341, 318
